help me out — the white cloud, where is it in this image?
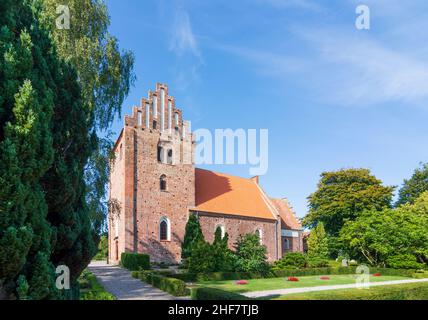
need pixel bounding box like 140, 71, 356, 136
169, 9, 200, 59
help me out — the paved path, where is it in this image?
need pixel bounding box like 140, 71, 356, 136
242, 278, 428, 298
88, 261, 188, 300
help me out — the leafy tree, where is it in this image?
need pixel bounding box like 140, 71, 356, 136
234, 233, 269, 274
339, 192, 428, 268
181, 214, 204, 260
0, 0, 96, 299
307, 222, 329, 259
396, 163, 428, 206
93, 234, 108, 260
188, 241, 216, 274
212, 228, 235, 272
37, 0, 135, 237
304, 168, 394, 236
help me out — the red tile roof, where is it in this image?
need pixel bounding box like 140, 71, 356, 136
270, 198, 302, 230
194, 168, 277, 220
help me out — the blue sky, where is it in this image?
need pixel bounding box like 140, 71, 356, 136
106, 0, 428, 218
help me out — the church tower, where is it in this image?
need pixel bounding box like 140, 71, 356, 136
109, 83, 195, 264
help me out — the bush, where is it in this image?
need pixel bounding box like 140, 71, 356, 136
307, 257, 330, 268
131, 271, 189, 296
234, 234, 270, 274
386, 254, 425, 270
79, 270, 115, 300
273, 252, 307, 270
191, 287, 248, 300
121, 253, 150, 271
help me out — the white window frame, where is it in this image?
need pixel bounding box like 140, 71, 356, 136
159, 216, 171, 241
215, 225, 225, 239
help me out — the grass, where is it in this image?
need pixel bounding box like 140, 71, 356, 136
78, 269, 116, 300
196, 274, 412, 293
273, 281, 428, 300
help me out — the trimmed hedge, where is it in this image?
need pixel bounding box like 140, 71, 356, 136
121, 253, 150, 271
170, 267, 425, 283
191, 287, 249, 300
131, 271, 189, 296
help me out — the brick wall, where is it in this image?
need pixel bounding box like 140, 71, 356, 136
197, 212, 280, 261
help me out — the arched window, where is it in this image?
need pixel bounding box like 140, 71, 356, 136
167, 149, 173, 164
215, 225, 225, 239
160, 175, 167, 191
159, 217, 170, 241
255, 229, 263, 244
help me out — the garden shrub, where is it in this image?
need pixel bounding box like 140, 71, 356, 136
386, 254, 425, 270
191, 287, 248, 300
131, 270, 188, 296
307, 257, 330, 268
121, 253, 150, 271
234, 234, 270, 274
273, 252, 307, 270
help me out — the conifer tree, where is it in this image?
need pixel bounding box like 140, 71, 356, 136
0, 0, 94, 299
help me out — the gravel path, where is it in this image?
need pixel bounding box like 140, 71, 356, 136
88, 261, 188, 300
242, 278, 428, 298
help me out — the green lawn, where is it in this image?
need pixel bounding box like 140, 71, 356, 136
273, 281, 428, 300
196, 274, 411, 293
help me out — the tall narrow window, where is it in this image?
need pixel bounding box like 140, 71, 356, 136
174, 112, 179, 128
167, 149, 173, 164
168, 100, 172, 130
152, 95, 157, 118
160, 89, 165, 131
157, 146, 163, 162
119, 143, 123, 161
137, 111, 142, 126
160, 174, 167, 191
284, 238, 290, 250
145, 103, 150, 128
255, 229, 263, 244
159, 217, 170, 241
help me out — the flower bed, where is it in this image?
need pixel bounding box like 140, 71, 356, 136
235, 280, 249, 285
320, 276, 330, 280
287, 277, 299, 282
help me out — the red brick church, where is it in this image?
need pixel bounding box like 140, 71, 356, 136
108, 83, 304, 264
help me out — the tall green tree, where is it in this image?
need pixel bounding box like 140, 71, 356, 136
303, 168, 394, 236
0, 0, 93, 299
396, 163, 428, 206
181, 214, 204, 260
307, 222, 329, 259
37, 0, 135, 235
234, 233, 269, 274
340, 192, 428, 268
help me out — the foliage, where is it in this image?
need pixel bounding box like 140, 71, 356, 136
340, 192, 428, 268
212, 229, 235, 272
306, 257, 330, 268
79, 269, 115, 300
181, 214, 204, 260
188, 240, 217, 273
37, 0, 135, 246
396, 163, 428, 206
273, 252, 307, 270
307, 222, 329, 259
234, 234, 270, 274
120, 253, 150, 271
303, 168, 394, 236
132, 271, 189, 296
191, 287, 248, 300
0, 0, 97, 299
93, 234, 108, 261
